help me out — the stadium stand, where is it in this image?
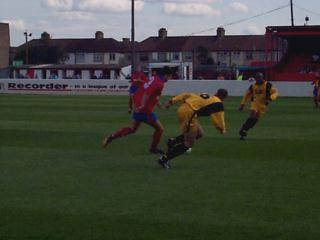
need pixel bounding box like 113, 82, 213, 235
266, 26, 320, 81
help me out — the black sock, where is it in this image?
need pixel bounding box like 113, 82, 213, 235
165, 143, 189, 161
241, 117, 258, 132
172, 135, 184, 145
168, 135, 184, 149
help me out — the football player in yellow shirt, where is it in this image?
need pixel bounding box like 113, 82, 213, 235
239, 73, 278, 140
158, 89, 228, 169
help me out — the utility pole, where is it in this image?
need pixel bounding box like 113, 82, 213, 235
131, 0, 135, 74
24, 31, 32, 65
290, 0, 294, 26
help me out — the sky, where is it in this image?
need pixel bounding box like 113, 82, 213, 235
1, 0, 320, 46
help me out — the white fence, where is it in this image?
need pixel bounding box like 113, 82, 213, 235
0, 79, 313, 97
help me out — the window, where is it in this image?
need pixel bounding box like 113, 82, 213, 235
246, 52, 253, 60
152, 52, 158, 61
158, 52, 168, 62
184, 52, 192, 61
233, 51, 241, 60
109, 53, 116, 61
172, 52, 180, 61
218, 52, 227, 60
93, 53, 103, 63
139, 53, 149, 62
75, 53, 85, 64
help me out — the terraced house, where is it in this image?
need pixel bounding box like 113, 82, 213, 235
12, 27, 282, 80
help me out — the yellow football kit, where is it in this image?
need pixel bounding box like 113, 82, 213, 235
170, 93, 226, 133
314, 79, 320, 99
241, 81, 278, 115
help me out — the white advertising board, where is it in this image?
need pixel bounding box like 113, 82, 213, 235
0, 79, 131, 95
0, 79, 313, 97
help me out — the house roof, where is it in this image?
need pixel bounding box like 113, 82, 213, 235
17, 32, 267, 54
138, 35, 266, 52
138, 36, 190, 52
212, 35, 265, 51
184, 36, 218, 51
17, 38, 131, 53
14, 64, 121, 70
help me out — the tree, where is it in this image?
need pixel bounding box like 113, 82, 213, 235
14, 44, 68, 64
195, 46, 214, 65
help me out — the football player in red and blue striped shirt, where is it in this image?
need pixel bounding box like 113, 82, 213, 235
102, 66, 173, 154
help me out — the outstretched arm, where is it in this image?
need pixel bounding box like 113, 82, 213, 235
269, 86, 278, 101
239, 86, 253, 111
210, 112, 226, 134
165, 92, 192, 108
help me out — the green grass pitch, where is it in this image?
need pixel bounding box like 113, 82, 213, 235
0, 94, 320, 240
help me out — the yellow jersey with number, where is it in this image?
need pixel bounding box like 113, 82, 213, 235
171, 93, 226, 133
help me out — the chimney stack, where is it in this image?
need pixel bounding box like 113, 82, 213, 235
41, 32, 51, 41
217, 27, 225, 38
122, 38, 130, 44
95, 31, 104, 40
158, 28, 168, 40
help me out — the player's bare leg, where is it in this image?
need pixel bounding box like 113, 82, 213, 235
128, 94, 134, 113
239, 110, 260, 140
102, 120, 141, 148
184, 131, 196, 148
196, 124, 204, 140
149, 120, 165, 154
